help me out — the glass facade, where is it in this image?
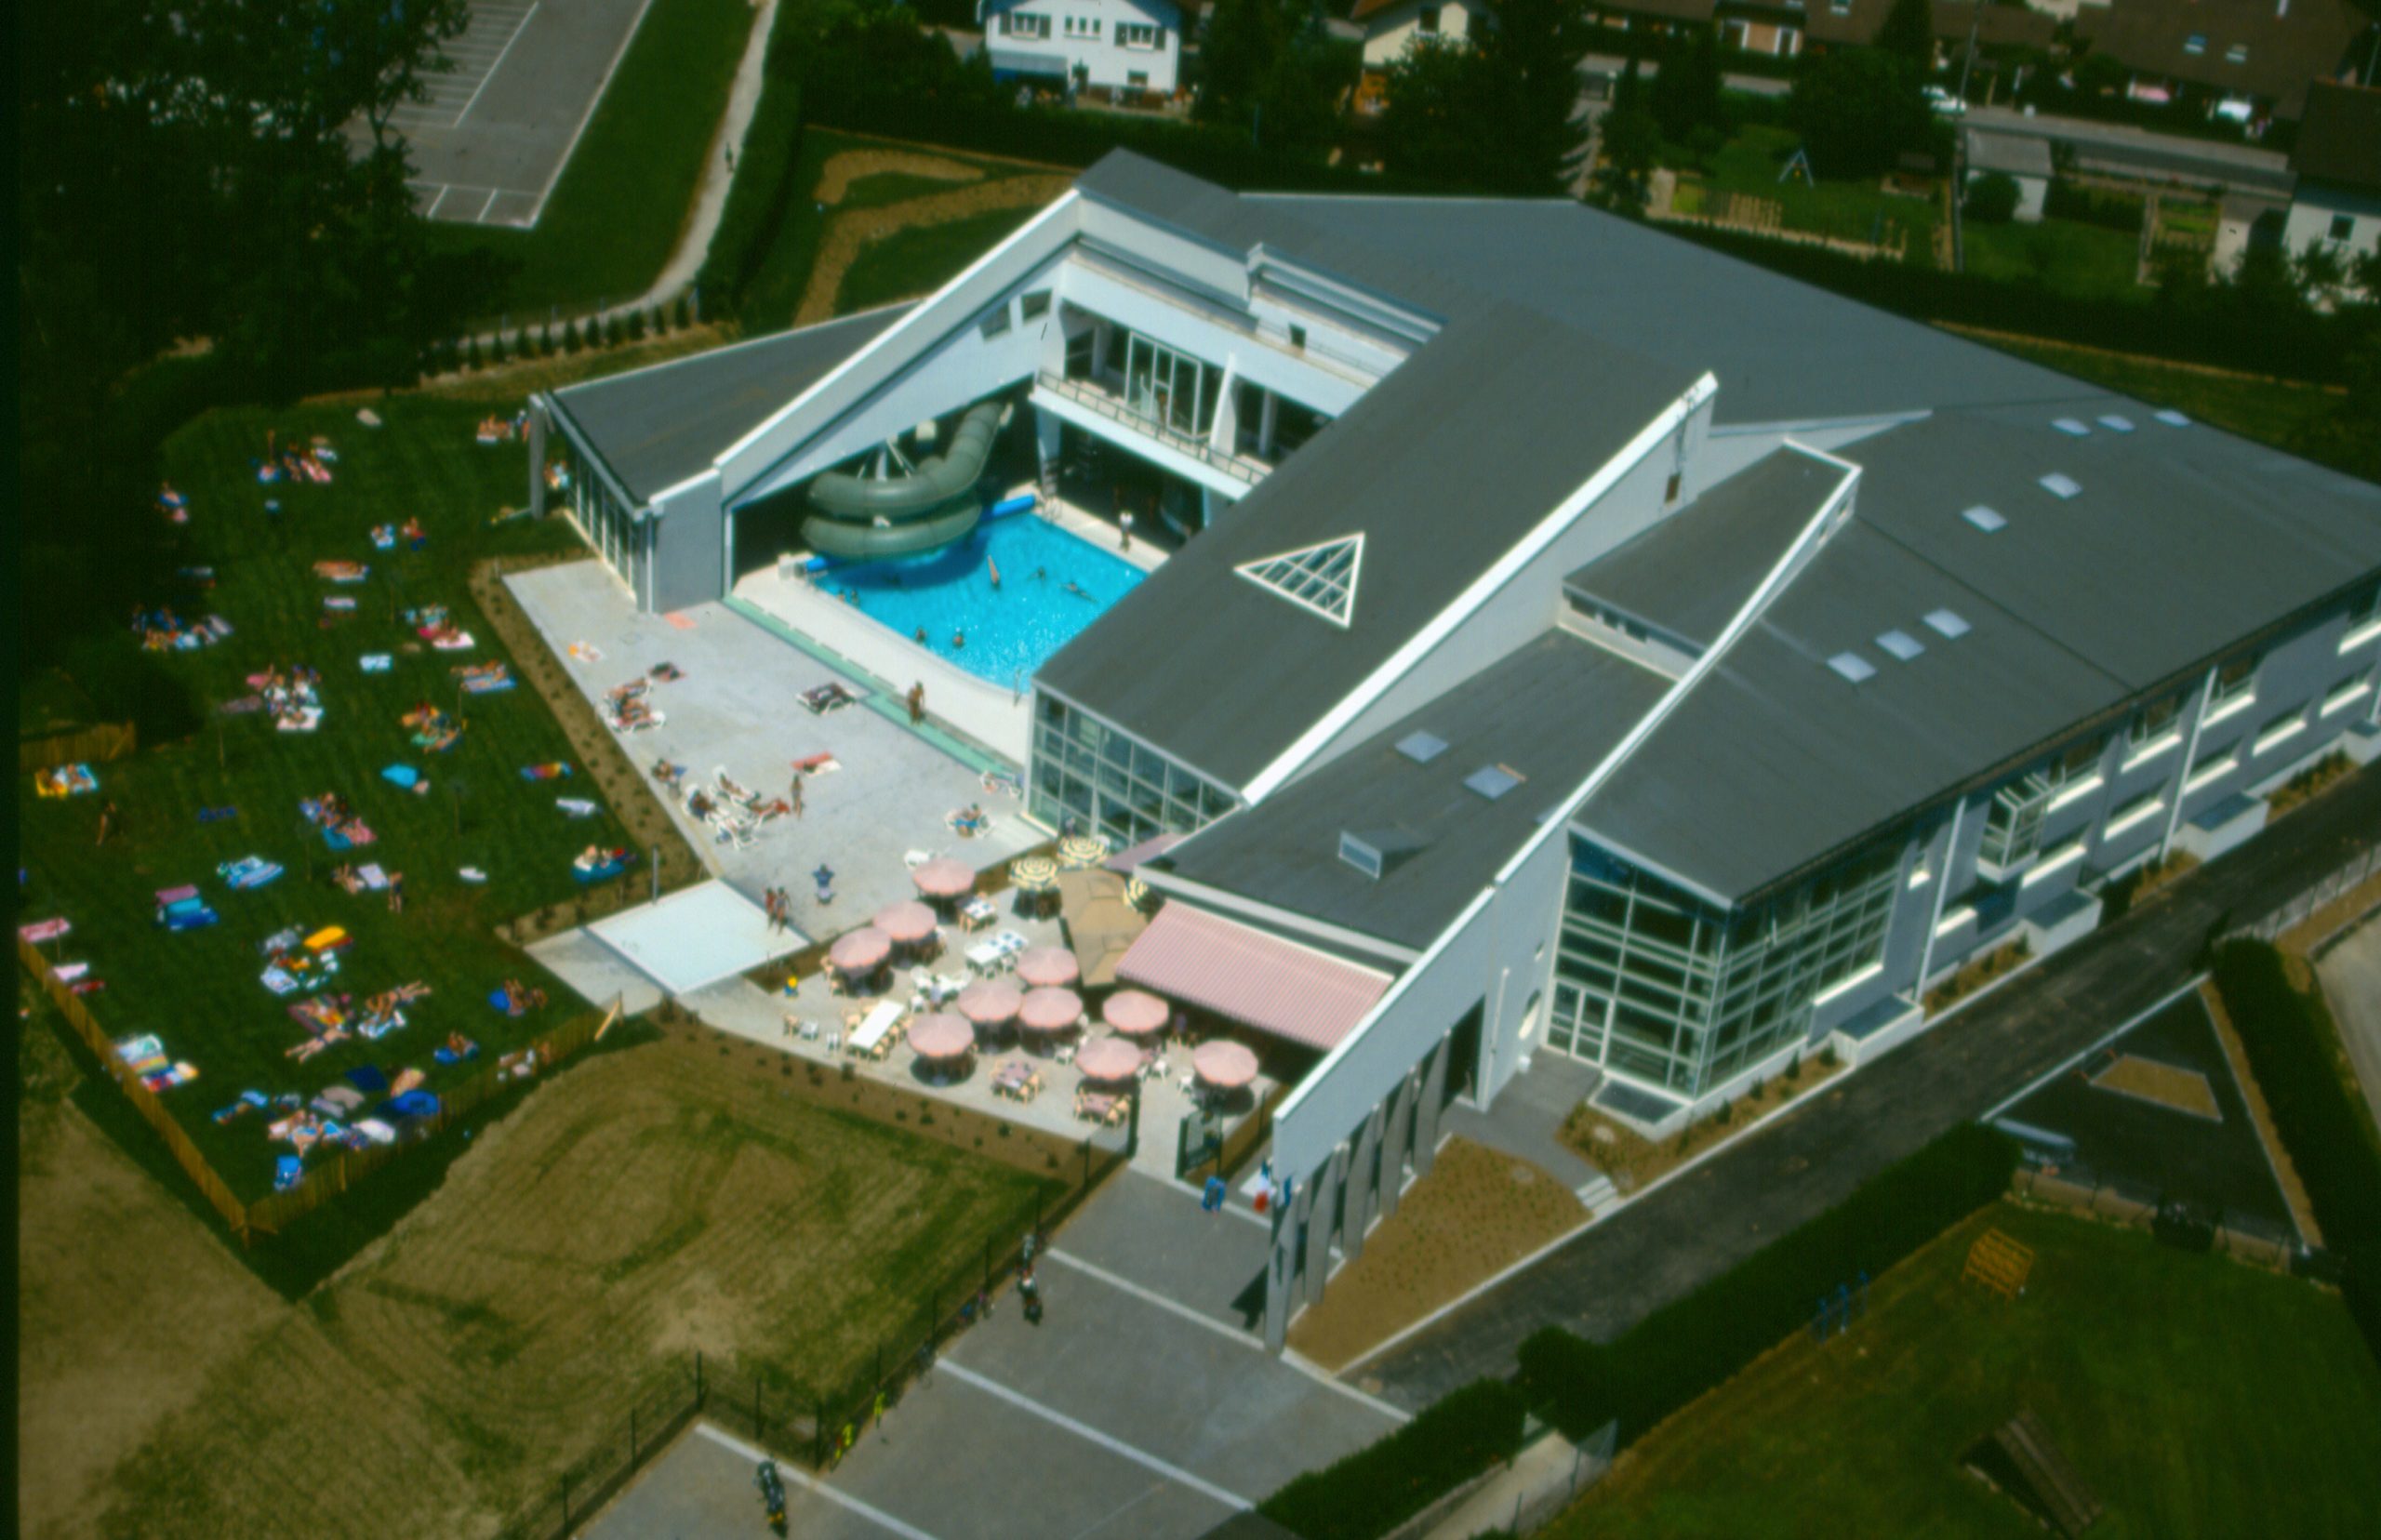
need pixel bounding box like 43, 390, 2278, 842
1121, 332, 1217, 440
1029, 693, 1237, 846
1550, 839, 1899, 1097
565, 456, 641, 587
1976, 772, 2052, 876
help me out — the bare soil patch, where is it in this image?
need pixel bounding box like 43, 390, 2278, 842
795, 176, 1074, 326
1286, 1136, 1586, 1372
814, 149, 984, 206
49, 1024, 1040, 1539
2091, 1054, 2220, 1119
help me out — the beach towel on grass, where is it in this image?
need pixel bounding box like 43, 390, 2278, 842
382, 764, 420, 790
519, 763, 572, 781
19, 917, 71, 945
275, 1156, 305, 1191
556, 798, 600, 818
361, 654, 393, 672
344, 1066, 389, 1095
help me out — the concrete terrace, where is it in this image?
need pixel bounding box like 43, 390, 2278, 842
505, 559, 1042, 944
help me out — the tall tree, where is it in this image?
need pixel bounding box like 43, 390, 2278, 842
1473, 0, 1597, 194
1788, 46, 1934, 178
1649, 24, 1724, 143
1877, 0, 1936, 73
1379, 36, 1503, 188
1590, 50, 1657, 214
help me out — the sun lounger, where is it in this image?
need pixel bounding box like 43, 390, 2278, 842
800, 683, 859, 715
360, 653, 393, 672
557, 797, 600, 818
19, 917, 71, 945
520, 763, 573, 781
574, 851, 632, 883
792, 752, 841, 775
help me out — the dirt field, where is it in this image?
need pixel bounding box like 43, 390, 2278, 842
2092, 1055, 2220, 1118
22, 1019, 1045, 1539
1287, 1137, 1586, 1372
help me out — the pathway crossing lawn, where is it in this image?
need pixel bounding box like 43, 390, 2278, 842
18, 395, 629, 1205
1549, 1202, 2381, 1539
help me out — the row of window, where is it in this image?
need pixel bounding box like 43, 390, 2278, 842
1000, 13, 1164, 47
1027, 694, 1235, 850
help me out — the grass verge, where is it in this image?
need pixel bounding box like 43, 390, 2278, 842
1550, 1201, 2381, 1539
833, 205, 1041, 316
424, 0, 754, 323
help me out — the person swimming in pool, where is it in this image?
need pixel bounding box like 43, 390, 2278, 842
951, 630, 966, 650
915, 627, 928, 644
1064, 579, 1092, 600
1033, 566, 1048, 581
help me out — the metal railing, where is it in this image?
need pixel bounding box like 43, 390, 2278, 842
1034, 371, 1266, 486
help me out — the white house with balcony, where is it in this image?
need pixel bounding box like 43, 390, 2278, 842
1355, 0, 1480, 69
979, 0, 1183, 95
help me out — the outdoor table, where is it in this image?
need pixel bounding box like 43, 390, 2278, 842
847, 1000, 905, 1058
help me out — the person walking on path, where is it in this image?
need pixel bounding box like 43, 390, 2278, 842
96, 801, 118, 846
907, 682, 925, 725
388, 871, 406, 914
791, 775, 805, 819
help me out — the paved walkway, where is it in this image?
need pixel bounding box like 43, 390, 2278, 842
2316, 915, 2381, 1135
584, 1174, 1403, 1539
1363, 767, 2381, 1409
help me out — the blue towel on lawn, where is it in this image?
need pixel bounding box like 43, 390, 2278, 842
386, 1089, 439, 1120
382, 764, 420, 789
345, 1065, 390, 1095
275, 1156, 305, 1191
574, 856, 629, 884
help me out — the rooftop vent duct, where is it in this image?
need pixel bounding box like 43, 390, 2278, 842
2053, 418, 2091, 437
1464, 765, 1523, 800
1877, 629, 1925, 661
1963, 505, 2007, 533
1923, 608, 1972, 639
2097, 415, 2135, 432
2155, 410, 2191, 428
1340, 827, 1425, 880
1396, 731, 1448, 764
1829, 651, 1879, 683
2040, 473, 2082, 499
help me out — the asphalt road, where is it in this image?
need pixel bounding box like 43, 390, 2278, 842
1363, 765, 2381, 1411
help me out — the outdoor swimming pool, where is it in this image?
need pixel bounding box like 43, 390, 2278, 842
819, 512, 1144, 689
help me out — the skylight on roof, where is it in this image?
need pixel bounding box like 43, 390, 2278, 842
2053, 418, 2090, 437
1464, 764, 1523, 800
2040, 473, 2082, 499
1829, 651, 1878, 684
1236, 535, 1364, 627
1877, 629, 1925, 661
1962, 505, 2007, 533
1923, 608, 1972, 639
2155, 409, 2191, 428
2097, 415, 2135, 432
1396, 731, 1448, 764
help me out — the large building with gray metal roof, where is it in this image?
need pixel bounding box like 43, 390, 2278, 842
525, 152, 2381, 1351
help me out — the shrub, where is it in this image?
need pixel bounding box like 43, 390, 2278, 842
1519, 1122, 2018, 1443
464, 335, 483, 371
1258, 1378, 1528, 1540
630, 307, 649, 341
2214, 941, 2381, 1362
675, 293, 694, 329
1964, 171, 2021, 225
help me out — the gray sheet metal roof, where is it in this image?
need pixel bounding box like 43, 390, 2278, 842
1966, 129, 2055, 179
1565, 445, 1850, 649
549, 307, 912, 504
1578, 402, 2381, 900
1158, 634, 1670, 949
1034, 300, 1697, 788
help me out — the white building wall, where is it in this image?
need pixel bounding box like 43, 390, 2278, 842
2284, 185, 2381, 302
1361, 0, 1477, 69
983, 0, 1183, 94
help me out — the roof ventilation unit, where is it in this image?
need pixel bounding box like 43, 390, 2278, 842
1876, 629, 1925, 661
1922, 608, 1972, 639
2154, 410, 2191, 428
1463, 764, 1523, 800
2053, 418, 2091, 437
1339, 828, 1424, 881
2097, 415, 2135, 432
2040, 473, 2082, 499
1962, 505, 2007, 533
1829, 651, 1879, 684
1395, 731, 1448, 764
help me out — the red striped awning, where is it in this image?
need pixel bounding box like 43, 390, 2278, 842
1116, 903, 1390, 1052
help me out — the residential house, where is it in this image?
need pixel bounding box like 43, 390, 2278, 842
978, 0, 1184, 95
2075, 0, 2372, 121
1356, 0, 1483, 70
2285, 80, 2381, 298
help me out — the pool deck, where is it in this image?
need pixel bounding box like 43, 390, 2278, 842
505, 560, 1042, 947
730, 491, 1165, 766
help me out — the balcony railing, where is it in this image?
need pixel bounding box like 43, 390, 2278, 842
1036, 370, 1266, 486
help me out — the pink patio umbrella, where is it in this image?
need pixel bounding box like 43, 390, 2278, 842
1016, 946, 1080, 989
828, 926, 891, 973
1192, 1040, 1260, 1089
908, 1012, 976, 1060
1018, 987, 1084, 1033
912, 857, 976, 899
874, 900, 938, 944
1075, 1036, 1143, 1082
956, 978, 1022, 1027
1100, 989, 1168, 1037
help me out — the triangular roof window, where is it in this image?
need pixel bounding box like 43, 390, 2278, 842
1236, 534, 1364, 627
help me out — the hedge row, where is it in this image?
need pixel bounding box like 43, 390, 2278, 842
1518, 1122, 2020, 1444
2212, 941, 2381, 1363
1257, 1378, 1529, 1540
696, 11, 805, 314
806, 92, 1435, 197
1663, 223, 2360, 384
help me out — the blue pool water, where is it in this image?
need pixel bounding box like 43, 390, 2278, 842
818, 512, 1145, 688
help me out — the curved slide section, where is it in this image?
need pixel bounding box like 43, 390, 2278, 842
804, 400, 1005, 561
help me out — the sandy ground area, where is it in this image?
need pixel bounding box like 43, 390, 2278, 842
796, 175, 1075, 326
1287, 1137, 1588, 1372
23, 1017, 1039, 1539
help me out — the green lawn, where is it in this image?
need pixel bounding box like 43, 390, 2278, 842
839, 170, 979, 210
1681, 125, 1941, 261
423, 0, 754, 325
1550, 1203, 2381, 1539
835, 206, 1040, 316
1964, 217, 2145, 301
17, 394, 630, 1204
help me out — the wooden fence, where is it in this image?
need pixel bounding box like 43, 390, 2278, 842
246, 998, 624, 1236
19, 936, 248, 1235
21, 720, 137, 775
20, 928, 623, 1243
